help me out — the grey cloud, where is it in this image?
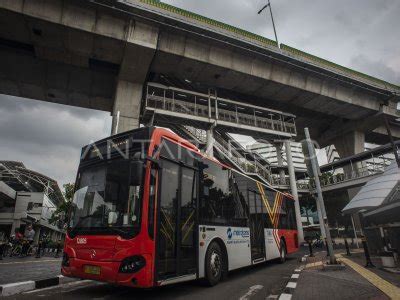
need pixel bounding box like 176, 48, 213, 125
350, 54, 400, 84
0, 96, 111, 186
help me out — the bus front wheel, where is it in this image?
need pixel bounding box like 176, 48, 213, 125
205, 242, 224, 286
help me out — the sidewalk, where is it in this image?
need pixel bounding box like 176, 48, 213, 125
0, 256, 62, 285
292, 250, 400, 300
346, 252, 400, 288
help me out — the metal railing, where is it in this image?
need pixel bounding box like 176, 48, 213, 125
169, 124, 393, 192
181, 126, 273, 184
175, 125, 315, 190
316, 165, 386, 188
269, 175, 309, 191
183, 126, 207, 143
214, 137, 272, 182
268, 156, 391, 191
145, 83, 296, 136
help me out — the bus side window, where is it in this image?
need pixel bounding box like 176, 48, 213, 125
200, 160, 229, 225
286, 199, 297, 230
278, 197, 289, 229
230, 172, 251, 227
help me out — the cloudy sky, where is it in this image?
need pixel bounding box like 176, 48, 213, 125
0, 96, 112, 188
1, 0, 399, 189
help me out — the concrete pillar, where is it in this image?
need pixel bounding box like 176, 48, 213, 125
110, 20, 159, 135
333, 130, 365, 174
333, 130, 365, 158
285, 140, 304, 243
275, 143, 286, 185
111, 80, 142, 134
206, 128, 214, 158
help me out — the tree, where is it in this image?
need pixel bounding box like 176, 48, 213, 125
49, 183, 74, 228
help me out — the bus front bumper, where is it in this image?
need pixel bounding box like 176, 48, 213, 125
61, 257, 152, 288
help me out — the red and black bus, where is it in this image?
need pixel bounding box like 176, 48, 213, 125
62, 127, 298, 287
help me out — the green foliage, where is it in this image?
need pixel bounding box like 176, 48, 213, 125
63, 183, 75, 202
49, 183, 74, 228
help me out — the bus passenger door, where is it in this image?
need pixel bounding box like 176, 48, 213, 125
249, 190, 266, 261
156, 159, 197, 280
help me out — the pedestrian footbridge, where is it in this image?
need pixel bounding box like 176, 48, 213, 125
142, 83, 297, 141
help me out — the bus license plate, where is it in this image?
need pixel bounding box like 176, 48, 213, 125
84, 265, 101, 275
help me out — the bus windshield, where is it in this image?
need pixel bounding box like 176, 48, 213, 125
68, 159, 144, 239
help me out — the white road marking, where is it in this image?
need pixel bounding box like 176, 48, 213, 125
279, 293, 292, 300
286, 282, 297, 289
239, 285, 264, 300
291, 274, 299, 279
294, 269, 302, 272
266, 295, 279, 299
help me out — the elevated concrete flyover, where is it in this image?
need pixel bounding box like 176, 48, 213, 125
0, 0, 159, 130
0, 0, 399, 151
122, 1, 400, 139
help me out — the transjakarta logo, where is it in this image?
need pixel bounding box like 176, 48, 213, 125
227, 228, 233, 239
227, 228, 250, 239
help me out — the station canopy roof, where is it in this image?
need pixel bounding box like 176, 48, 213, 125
342, 161, 400, 214
0, 161, 64, 206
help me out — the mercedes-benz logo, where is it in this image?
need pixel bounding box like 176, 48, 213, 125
90, 249, 96, 259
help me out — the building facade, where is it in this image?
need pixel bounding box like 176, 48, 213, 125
247, 141, 307, 171
0, 161, 65, 243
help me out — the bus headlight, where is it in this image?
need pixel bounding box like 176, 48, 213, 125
119, 256, 146, 273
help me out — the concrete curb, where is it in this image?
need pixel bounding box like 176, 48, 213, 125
0, 275, 76, 297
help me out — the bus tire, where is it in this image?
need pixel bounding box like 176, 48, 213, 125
204, 242, 224, 286
279, 240, 287, 263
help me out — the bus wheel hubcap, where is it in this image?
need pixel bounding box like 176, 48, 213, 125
210, 251, 221, 277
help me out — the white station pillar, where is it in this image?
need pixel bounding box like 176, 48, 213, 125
285, 140, 304, 243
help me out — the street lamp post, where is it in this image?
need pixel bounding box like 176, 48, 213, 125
258, 0, 279, 47
304, 128, 337, 265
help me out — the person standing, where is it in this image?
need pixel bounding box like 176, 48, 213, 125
22, 224, 35, 256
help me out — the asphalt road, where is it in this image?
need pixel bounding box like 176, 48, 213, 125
10, 250, 305, 300
0, 257, 62, 284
